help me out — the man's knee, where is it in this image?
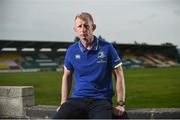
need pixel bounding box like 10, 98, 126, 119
53, 102, 73, 119
53, 101, 87, 119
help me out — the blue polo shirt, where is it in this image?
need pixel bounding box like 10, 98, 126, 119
64, 36, 122, 101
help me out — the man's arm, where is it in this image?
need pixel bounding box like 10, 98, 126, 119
61, 66, 73, 104
113, 65, 126, 116
56, 66, 73, 111
114, 65, 125, 102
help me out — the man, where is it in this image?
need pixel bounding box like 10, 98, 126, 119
54, 12, 126, 119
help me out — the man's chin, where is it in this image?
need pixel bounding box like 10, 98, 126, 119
80, 37, 88, 41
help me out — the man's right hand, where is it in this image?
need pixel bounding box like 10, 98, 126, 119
56, 101, 66, 112
56, 105, 61, 112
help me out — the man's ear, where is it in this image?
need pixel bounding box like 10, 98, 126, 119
73, 27, 76, 32
92, 24, 96, 31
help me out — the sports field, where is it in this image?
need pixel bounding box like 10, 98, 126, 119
0, 67, 180, 108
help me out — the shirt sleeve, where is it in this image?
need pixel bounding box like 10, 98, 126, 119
109, 44, 122, 69
64, 48, 74, 71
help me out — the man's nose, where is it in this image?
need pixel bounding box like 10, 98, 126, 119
81, 26, 87, 32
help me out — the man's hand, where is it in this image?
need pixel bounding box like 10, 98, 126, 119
56, 105, 61, 112
56, 101, 66, 112
113, 105, 125, 116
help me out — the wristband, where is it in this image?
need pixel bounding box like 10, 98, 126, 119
117, 100, 125, 106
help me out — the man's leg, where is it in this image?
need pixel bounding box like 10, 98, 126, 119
53, 98, 87, 119
87, 99, 112, 119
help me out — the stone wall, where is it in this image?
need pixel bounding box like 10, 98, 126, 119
0, 86, 180, 119
0, 86, 34, 118
25, 105, 180, 119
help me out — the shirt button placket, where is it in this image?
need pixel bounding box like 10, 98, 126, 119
86, 51, 88, 60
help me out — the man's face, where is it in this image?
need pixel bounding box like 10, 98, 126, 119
74, 17, 95, 43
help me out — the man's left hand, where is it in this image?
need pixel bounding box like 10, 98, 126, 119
113, 105, 125, 116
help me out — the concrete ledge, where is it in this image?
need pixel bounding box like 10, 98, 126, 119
26, 105, 57, 119
0, 86, 34, 118
1, 86, 180, 119
125, 108, 180, 119
25, 105, 180, 119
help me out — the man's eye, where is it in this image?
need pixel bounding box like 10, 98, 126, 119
77, 25, 90, 29
77, 25, 82, 28
84, 25, 90, 29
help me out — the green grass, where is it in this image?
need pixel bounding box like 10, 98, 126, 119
0, 67, 180, 108
124, 67, 180, 108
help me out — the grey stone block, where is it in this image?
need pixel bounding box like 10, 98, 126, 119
0, 86, 33, 97
22, 96, 34, 107
0, 97, 25, 118
127, 109, 151, 119
25, 106, 180, 119
26, 105, 57, 119
153, 108, 180, 119
0, 86, 34, 118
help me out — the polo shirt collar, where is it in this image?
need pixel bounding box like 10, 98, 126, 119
78, 36, 99, 52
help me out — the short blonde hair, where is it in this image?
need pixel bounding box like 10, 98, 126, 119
75, 12, 94, 24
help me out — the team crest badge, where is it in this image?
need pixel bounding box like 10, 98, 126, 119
97, 51, 106, 63
98, 51, 105, 59
75, 54, 80, 60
